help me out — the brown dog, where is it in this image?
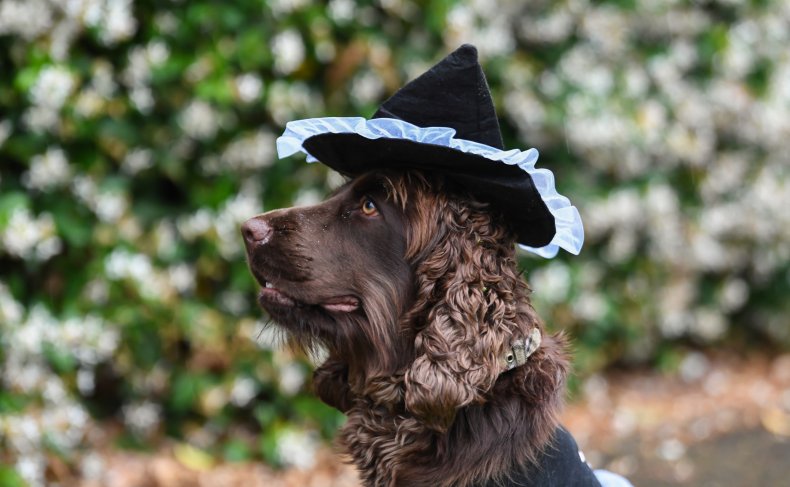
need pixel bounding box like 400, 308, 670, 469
242, 172, 584, 487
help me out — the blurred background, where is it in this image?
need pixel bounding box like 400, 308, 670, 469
1, 0, 789, 486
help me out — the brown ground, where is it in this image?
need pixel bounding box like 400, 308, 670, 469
73, 352, 790, 487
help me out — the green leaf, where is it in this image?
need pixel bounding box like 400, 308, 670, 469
222, 439, 252, 463
0, 391, 29, 414
0, 466, 27, 487
51, 204, 92, 246
169, 372, 204, 413
259, 426, 280, 466
0, 192, 29, 227
43, 342, 77, 374
253, 403, 277, 429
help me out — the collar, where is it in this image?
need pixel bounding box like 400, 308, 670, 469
501, 327, 542, 372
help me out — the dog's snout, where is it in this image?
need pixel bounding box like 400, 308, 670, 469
242, 217, 273, 245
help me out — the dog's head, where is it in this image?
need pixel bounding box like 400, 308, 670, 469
242, 171, 548, 432
242, 172, 412, 359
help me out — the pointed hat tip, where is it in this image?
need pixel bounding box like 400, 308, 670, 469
454, 44, 479, 62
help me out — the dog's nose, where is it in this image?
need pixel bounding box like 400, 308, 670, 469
241, 217, 273, 245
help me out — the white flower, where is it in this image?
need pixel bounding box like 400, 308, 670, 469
229, 377, 258, 407
123, 401, 162, 438
84, 279, 109, 304
0, 283, 24, 324
7, 359, 47, 393
573, 291, 608, 322
219, 130, 276, 173
49, 19, 79, 61
315, 40, 336, 63
679, 352, 710, 383
235, 73, 264, 103
41, 399, 89, 449
719, 278, 749, 312
1, 208, 61, 261
122, 148, 154, 175
328, 0, 354, 23
266, 81, 324, 125
220, 290, 248, 316
92, 60, 118, 97
179, 100, 220, 140
99, 0, 138, 45
105, 249, 153, 282
74, 88, 106, 118
351, 71, 385, 106
29, 65, 75, 109
690, 232, 730, 272
4, 415, 42, 454
16, 453, 46, 487
176, 209, 213, 241
0, 0, 53, 40
272, 30, 305, 75
691, 308, 727, 341
146, 40, 170, 66
23, 105, 59, 133
605, 229, 638, 263
278, 362, 306, 396
276, 429, 319, 469
77, 368, 96, 395
130, 86, 155, 113
35, 236, 62, 261
518, 9, 574, 44
530, 262, 571, 304
94, 190, 128, 222
72, 174, 131, 223
42, 376, 67, 402
23, 147, 71, 191
168, 264, 195, 294
270, 0, 309, 16
80, 452, 105, 481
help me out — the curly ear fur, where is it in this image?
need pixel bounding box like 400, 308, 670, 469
385, 174, 536, 433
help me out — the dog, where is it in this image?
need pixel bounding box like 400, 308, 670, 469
242, 171, 604, 486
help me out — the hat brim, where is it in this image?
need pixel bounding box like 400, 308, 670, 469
302, 133, 556, 248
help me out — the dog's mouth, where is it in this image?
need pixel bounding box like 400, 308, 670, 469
258, 279, 360, 314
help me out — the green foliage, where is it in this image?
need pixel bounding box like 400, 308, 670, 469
1, 0, 789, 483
0, 467, 27, 487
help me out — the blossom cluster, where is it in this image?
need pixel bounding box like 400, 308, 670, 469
0, 286, 115, 485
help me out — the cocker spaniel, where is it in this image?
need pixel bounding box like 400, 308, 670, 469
242, 171, 602, 486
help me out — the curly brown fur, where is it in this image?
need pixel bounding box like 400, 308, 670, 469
242, 172, 569, 487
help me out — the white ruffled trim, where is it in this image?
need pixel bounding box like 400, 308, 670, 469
277, 117, 584, 258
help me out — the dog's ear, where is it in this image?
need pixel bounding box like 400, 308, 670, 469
402, 197, 517, 433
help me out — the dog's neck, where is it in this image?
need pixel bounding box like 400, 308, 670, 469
314, 329, 568, 487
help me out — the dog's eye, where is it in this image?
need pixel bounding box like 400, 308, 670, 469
361, 197, 379, 216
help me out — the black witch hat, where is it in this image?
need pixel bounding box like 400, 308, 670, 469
277, 44, 583, 257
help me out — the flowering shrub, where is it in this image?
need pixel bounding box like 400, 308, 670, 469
1, 0, 788, 484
